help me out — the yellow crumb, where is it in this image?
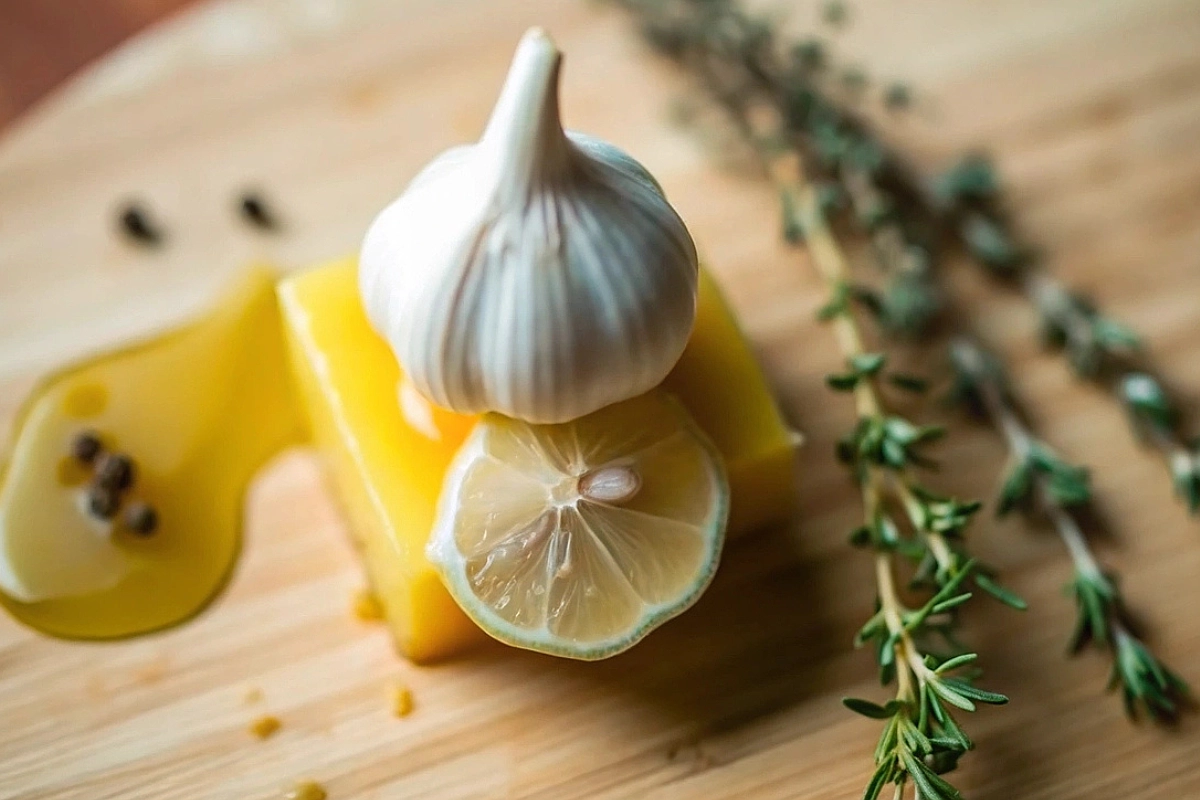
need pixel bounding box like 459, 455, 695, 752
244, 688, 264, 705
389, 683, 414, 718
351, 589, 384, 622
284, 780, 327, 800
249, 714, 282, 740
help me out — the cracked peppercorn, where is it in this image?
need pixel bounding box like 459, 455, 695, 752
70, 430, 103, 465
95, 453, 135, 492
124, 502, 159, 536
86, 486, 120, 521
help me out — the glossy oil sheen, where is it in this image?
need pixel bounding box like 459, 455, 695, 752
0, 268, 302, 638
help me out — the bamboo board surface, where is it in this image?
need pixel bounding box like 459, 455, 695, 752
3, 0, 1200, 797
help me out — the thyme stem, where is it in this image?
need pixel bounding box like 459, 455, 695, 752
874, 552, 916, 700
610, 4, 1019, 794
783, 154, 1003, 800
951, 339, 1104, 580
950, 336, 1192, 723
943, 177, 1200, 514
783, 154, 948, 728
738, 87, 1008, 800
771, 156, 878, 418
623, 0, 1200, 511
893, 477, 956, 574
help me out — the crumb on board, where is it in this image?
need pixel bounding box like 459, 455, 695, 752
249, 714, 282, 740
343, 81, 385, 111
352, 589, 384, 622
284, 780, 327, 800
244, 688, 264, 705
389, 682, 414, 718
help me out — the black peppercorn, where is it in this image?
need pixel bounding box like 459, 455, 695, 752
238, 191, 279, 231
124, 502, 159, 536
117, 202, 164, 245
95, 452, 135, 492
86, 486, 120, 520
70, 430, 104, 465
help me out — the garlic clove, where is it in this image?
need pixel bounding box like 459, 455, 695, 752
360, 27, 699, 424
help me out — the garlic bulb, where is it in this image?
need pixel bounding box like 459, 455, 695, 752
359, 27, 699, 424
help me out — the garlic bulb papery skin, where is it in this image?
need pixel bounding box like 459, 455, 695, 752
359, 27, 699, 424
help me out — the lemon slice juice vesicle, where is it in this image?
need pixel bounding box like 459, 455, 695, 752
426, 391, 729, 660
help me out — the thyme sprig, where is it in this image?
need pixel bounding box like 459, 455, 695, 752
824, 63, 1196, 721
781, 155, 1013, 800
847, 149, 1193, 722
612, 3, 1019, 794
618, 0, 1199, 512
791, 154, 1021, 800
935, 158, 1200, 514
840, 166, 942, 339
949, 337, 1192, 723
618, 0, 943, 335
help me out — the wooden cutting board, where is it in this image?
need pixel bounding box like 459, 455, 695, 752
3, 1, 1200, 797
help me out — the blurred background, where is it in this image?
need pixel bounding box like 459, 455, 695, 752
0, 1, 196, 126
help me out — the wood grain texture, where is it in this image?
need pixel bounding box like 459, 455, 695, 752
3, 0, 1200, 798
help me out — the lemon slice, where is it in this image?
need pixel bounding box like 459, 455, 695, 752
426, 391, 729, 660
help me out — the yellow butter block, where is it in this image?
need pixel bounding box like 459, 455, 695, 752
278, 258, 796, 662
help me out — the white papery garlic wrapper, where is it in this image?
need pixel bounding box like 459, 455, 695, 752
359, 27, 699, 424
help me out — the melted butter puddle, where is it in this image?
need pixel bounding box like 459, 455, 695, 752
0, 269, 302, 639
